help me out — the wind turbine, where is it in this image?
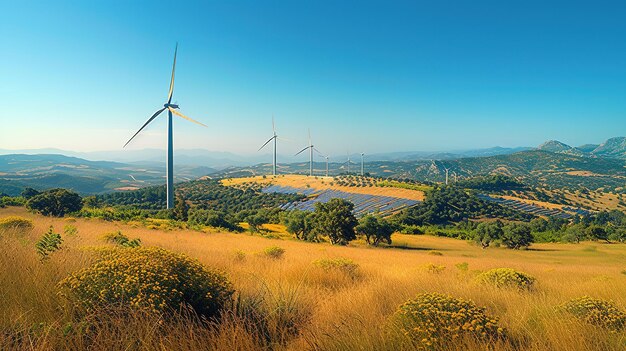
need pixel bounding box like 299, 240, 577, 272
360, 152, 365, 176
258, 116, 279, 176
443, 166, 450, 185
324, 155, 330, 176
295, 129, 321, 176
124, 43, 206, 209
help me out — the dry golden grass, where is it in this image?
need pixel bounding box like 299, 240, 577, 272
1, 206, 625, 350
221, 174, 426, 201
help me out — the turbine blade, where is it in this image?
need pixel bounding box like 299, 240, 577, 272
167, 43, 178, 104
294, 146, 310, 156
313, 147, 324, 156
258, 136, 276, 151
168, 107, 207, 127
123, 107, 167, 148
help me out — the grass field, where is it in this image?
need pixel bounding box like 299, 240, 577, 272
1, 206, 625, 350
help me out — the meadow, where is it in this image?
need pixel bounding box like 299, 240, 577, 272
1, 206, 625, 350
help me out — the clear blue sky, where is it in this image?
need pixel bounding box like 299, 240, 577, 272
1, 0, 625, 155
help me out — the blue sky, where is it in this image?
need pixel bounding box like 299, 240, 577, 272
1, 1, 625, 155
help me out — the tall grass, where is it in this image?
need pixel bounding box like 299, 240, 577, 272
1, 206, 625, 350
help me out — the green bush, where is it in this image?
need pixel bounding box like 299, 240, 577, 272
561, 296, 626, 332
313, 258, 360, 278
394, 293, 505, 348
36, 226, 63, 260
420, 263, 446, 274
260, 246, 285, 259
59, 247, 234, 317
26, 188, 83, 217
102, 231, 141, 248
475, 268, 536, 291
0, 216, 34, 231
63, 224, 78, 237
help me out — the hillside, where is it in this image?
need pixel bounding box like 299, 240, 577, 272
0, 154, 215, 195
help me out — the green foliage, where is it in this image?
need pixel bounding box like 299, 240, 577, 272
59, 247, 234, 317
188, 209, 240, 231
21, 187, 41, 199
26, 188, 83, 217
473, 221, 503, 248
457, 174, 525, 192
63, 224, 78, 237
173, 197, 189, 221
427, 250, 443, 256
103, 230, 141, 248
394, 293, 505, 348
455, 262, 469, 272
398, 224, 424, 234
311, 198, 358, 245
1, 196, 26, 207
283, 210, 315, 241
561, 296, 626, 332
260, 246, 285, 259
394, 187, 530, 227
36, 226, 63, 260
475, 268, 536, 290
247, 213, 269, 233
586, 225, 609, 243
501, 223, 534, 249
355, 214, 394, 246
0, 216, 34, 231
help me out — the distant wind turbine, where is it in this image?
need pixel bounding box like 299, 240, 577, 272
123, 43, 207, 209
295, 129, 322, 176
324, 155, 330, 177
258, 116, 280, 175
360, 152, 365, 176
443, 166, 450, 185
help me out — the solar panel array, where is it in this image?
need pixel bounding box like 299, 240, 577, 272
262, 185, 420, 217
476, 194, 590, 219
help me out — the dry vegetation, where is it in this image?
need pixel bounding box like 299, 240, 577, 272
221, 174, 426, 201
1, 206, 626, 350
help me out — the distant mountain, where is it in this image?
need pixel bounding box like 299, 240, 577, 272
537, 140, 585, 156
365, 146, 531, 162
0, 154, 215, 196
591, 137, 626, 159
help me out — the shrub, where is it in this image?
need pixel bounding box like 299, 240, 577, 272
475, 268, 536, 291
59, 247, 234, 317
561, 296, 626, 332
455, 262, 469, 272
233, 249, 246, 262
260, 246, 285, 259
36, 226, 63, 260
102, 230, 141, 248
421, 263, 446, 274
63, 224, 78, 237
427, 250, 443, 256
0, 216, 34, 231
26, 188, 83, 217
394, 293, 505, 348
313, 258, 360, 278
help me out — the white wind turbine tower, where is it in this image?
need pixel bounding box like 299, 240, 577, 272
360, 152, 365, 176
324, 155, 330, 176
258, 116, 280, 176
295, 129, 321, 176
124, 43, 206, 209
443, 166, 450, 185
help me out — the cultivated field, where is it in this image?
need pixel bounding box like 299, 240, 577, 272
1, 206, 625, 350
221, 174, 426, 201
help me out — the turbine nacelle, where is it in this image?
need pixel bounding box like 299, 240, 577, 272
164, 103, 179, 109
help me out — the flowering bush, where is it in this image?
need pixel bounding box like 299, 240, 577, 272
475, 268, 535, 290
0, 216, 34, 231
313, 258, 360, 278
59, 247, 234, 317
260, 246, 285, 259
561, 296, 626, 332
394, 293, 505, 348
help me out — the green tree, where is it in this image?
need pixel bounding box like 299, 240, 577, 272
174, 196, 190, 221
312, 199, 358, 245
355, 214, 394, 246
283, 210, 315, 241
26, 189, 83, 217
21, 187, 40, 199
247, 213, 269, 233
473, 221, 503, 249
501, 223, 534, 249
586, 225, 609, 243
